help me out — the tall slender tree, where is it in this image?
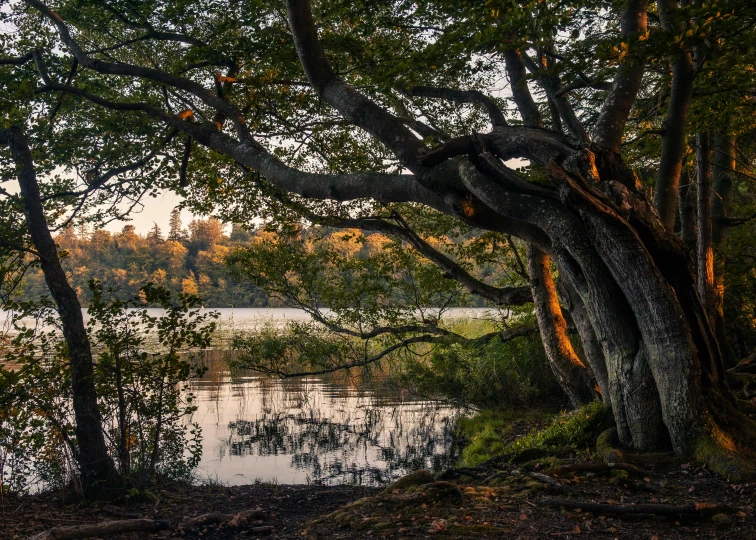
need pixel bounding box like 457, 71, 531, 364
0, 128, 115, 490
168, 208, 184, 242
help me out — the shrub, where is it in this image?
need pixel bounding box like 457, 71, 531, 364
88, 281, 215, 485
0, 282, 215, 495
396, 324, 564, 410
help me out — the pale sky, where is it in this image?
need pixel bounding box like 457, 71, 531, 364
101, 189, 197, 235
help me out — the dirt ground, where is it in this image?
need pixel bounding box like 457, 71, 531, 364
2, 456, 754, 539
0, 483, 379, 539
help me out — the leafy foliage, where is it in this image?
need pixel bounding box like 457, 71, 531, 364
0, 300, 75, 493
0, 283, 215, 494
396, 316, 563, 410
225, 220, 534, 378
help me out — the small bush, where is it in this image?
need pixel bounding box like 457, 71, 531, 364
0, 300, 79, 494
0, 282, 215, 495
88, 281, 215, 485
396, 325, 564, 410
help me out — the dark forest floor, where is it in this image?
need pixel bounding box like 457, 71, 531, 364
2, 455, 755, 539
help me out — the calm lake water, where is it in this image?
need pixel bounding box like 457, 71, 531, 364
2, 307, 485, 487
189, 350, 462, 486
2, 306, 502, 333
181, 308, 484, 486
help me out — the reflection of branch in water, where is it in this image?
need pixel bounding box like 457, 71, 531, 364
226, 404, 460, 485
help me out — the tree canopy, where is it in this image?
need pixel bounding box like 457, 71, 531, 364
2, 0, 756, 482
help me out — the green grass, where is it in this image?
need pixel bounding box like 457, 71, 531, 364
459, 401, 610, 466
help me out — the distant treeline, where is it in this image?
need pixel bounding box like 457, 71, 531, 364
14, 211, 491, 308
15, 211, 276, 307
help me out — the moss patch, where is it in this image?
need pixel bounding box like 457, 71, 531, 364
596, 427, 625, 463
383, 469, 434, 492
504, 401, 610, 456
461, 401, 610, 466
695, 432, 756, 482
457, 408, 554, 466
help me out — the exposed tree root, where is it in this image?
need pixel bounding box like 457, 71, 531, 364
540, 497, 732, 518
546, 462, 648, 478
528, 472, 568, 493
29, 507, 269, 539
729, 353, 756, 374
179, 508, 266, 529
99, 505, 140, 519
28, 519, 168, 540
435, 466, 493, 481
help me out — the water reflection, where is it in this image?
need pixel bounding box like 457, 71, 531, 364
189, 351, 461, 486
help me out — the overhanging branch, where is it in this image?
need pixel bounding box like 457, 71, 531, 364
286, 0, 427, 171
35, 82, 442, 207
401, 85, 507, 127
248, 180, 533, 308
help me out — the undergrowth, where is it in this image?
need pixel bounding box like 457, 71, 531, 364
459, 401, 610, 466
394, 319, 565, 410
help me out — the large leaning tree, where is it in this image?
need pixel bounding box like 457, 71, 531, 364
2, 0, 756, 476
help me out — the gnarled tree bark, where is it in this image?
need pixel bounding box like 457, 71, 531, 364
526, 244, 595, 407
14, 0, 755, 474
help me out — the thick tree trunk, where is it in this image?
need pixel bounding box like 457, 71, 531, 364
556, 278, 609, 403
711, 134, 738, 366
557, 146, 750, 459
678, 177, 696, 249
696, 132, 716, 323
570, 179, 704, 454
556, 254, 667, 450
0, 127, 114, 491
459, 159, 667, 450
526, 245, 595, 408
654, 0, 695, 230
462, 141, 723, 453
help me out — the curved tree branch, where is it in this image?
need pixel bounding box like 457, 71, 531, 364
285, 0, 427, 172
653, 0, 695, 230
0, 51, 36, 65
332, 214, 533, 307
241, 170, 534, 307
35, 82, 443, 207
593, 0, 649, 153
401, 85, 508, 127
555, 79, 613, 98
271, 335, 449, 378
269, 322, 540, 378
419, 126, 577, 168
